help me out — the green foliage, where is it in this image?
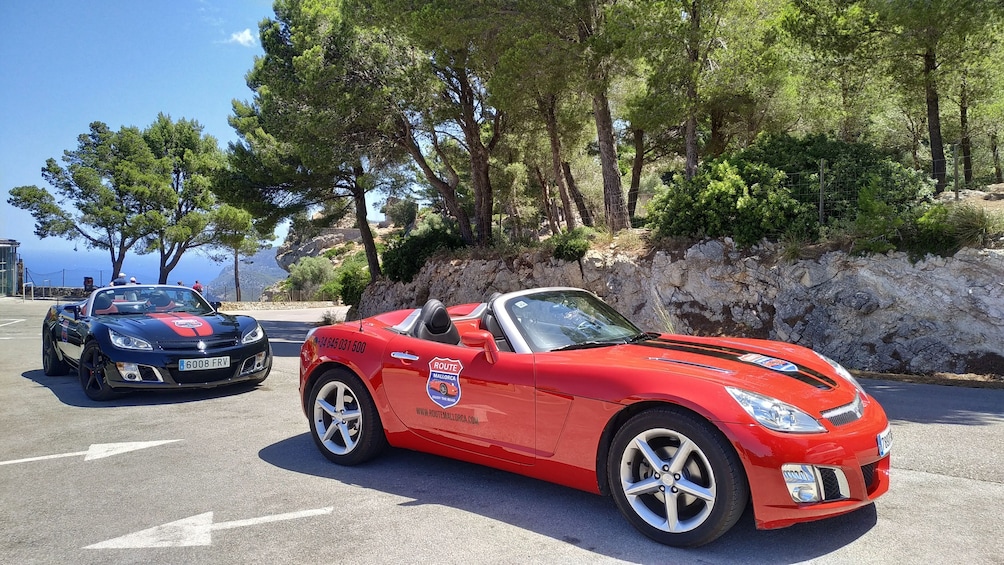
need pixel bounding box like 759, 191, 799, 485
384, 198, 419, 229
288, 256, 335, 292
735, 133, 935, 223
647, 160, 815, 247
381, 214, 465, 283
336, 259, 370, 307
550, 227, 595, 262
323, 242, 357, 260
305, 251, 370, 305
848, 180, 904, 255
948, 204, 1001, 249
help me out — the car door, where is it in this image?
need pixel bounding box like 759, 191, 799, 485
55, 305, 87, 362
381, 333, 536, 465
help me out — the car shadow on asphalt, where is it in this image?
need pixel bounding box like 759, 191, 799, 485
20, 369, 263, 408
258, 433, 879, 564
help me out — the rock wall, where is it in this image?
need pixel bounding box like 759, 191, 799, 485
358, 239, 1004, 375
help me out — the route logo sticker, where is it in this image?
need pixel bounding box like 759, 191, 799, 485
739, 353, 798, 373
427, 357, 463, 409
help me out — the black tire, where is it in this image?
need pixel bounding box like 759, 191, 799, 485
308, 368, 386, 465
79, 341, 118, 401
607, 407, 749, 548
42, 332, 69, 376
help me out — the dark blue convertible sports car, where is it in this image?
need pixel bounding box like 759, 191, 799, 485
42, 284, 272, 400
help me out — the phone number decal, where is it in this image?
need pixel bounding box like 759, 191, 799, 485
315, 336, 367, 354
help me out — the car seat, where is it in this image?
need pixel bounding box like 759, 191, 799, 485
92, 293, 117, 315
412, 299, 460, 345
150, 292, 174, 312
479, 292, 512, 352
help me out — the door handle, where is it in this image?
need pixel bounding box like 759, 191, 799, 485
391, 351, 420, 361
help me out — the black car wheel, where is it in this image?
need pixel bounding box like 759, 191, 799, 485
308, 368, 386, 465
608, 407, 749, 548
79, 341, 118, 401
42, 332, 69, 376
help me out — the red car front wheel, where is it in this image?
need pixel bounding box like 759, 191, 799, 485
608, 407, 749, 547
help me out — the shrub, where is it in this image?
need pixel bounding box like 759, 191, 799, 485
949, 204, 1000, 249
647, 161, 814, 247
288, 256, 334, 292
336, 257, 370, 307
381, 214, 465, 283
551, 227, 594, 262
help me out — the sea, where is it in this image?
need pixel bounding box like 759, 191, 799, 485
17, 244, 281, 297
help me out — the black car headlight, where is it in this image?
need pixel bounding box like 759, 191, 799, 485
108, 329, 152, 351
242, 323, 265, 344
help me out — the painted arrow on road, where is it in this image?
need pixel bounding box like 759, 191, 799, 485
85, 507, 335, 548
0, 440, 182, 466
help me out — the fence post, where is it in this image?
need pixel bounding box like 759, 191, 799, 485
819, 158, 826, 225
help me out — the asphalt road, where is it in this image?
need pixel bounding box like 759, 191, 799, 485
1, 296, 1002, 564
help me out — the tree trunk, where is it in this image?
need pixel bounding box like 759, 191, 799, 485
628, 128, 644, 219
960, 82, 973, 186
706, 108, 727, 157
684, 0, 701, 179
562, 162, 594, 227
233, 251, 241, 302
591, 89, 629, 231
991, 132, 1003, 183
924, 48, 947, 193
395, 115, 476, 244
352, 165, 381, 282
541, 96, 575, 231
536, 166, 559, 235
469, 143, 493, 245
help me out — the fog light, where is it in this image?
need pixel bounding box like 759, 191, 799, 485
116, 362, 141, 382
782, 464, 820, 503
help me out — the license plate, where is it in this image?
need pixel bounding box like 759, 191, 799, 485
179, 356, 230, 371
877, 426, 893, 457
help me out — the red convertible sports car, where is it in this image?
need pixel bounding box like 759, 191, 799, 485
299, 287, 891, 547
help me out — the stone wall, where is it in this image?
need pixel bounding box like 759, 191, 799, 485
358, 239, 1004, 376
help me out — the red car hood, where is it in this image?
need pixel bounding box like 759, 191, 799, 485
102, 313, 243, 342
612, 334, 860, 410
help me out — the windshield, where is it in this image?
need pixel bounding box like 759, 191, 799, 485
503, 289, 643, 353
89, 286, 215, 316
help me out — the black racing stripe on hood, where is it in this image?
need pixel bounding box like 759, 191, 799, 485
638, 338, 837, 390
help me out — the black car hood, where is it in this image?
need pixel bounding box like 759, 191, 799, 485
101, 312, 245, 342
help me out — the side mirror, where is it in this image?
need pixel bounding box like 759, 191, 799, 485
211, 301, 223, 310
63, 304, 80, 320
461, 329, 500, 364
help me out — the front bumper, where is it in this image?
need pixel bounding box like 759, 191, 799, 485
726, 404, 891, 530
100, 342, 272, 390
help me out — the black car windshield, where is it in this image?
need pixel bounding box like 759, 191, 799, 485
503, 289, 643, 353
89, 286, 215, 316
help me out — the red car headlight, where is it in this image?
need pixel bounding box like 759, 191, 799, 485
726, 387, 826, 433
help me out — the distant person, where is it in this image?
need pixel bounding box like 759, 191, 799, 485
112, 272, 127, 286
176, 280, 184, 286
192, 280, 203, 293
129, 277, 139, 284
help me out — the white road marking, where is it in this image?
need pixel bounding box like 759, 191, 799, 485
84, 507, 335, 548
0, 440, 182, 466
0, 319, 26, 327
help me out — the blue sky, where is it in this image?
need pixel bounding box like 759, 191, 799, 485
0, 0, 284, 284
